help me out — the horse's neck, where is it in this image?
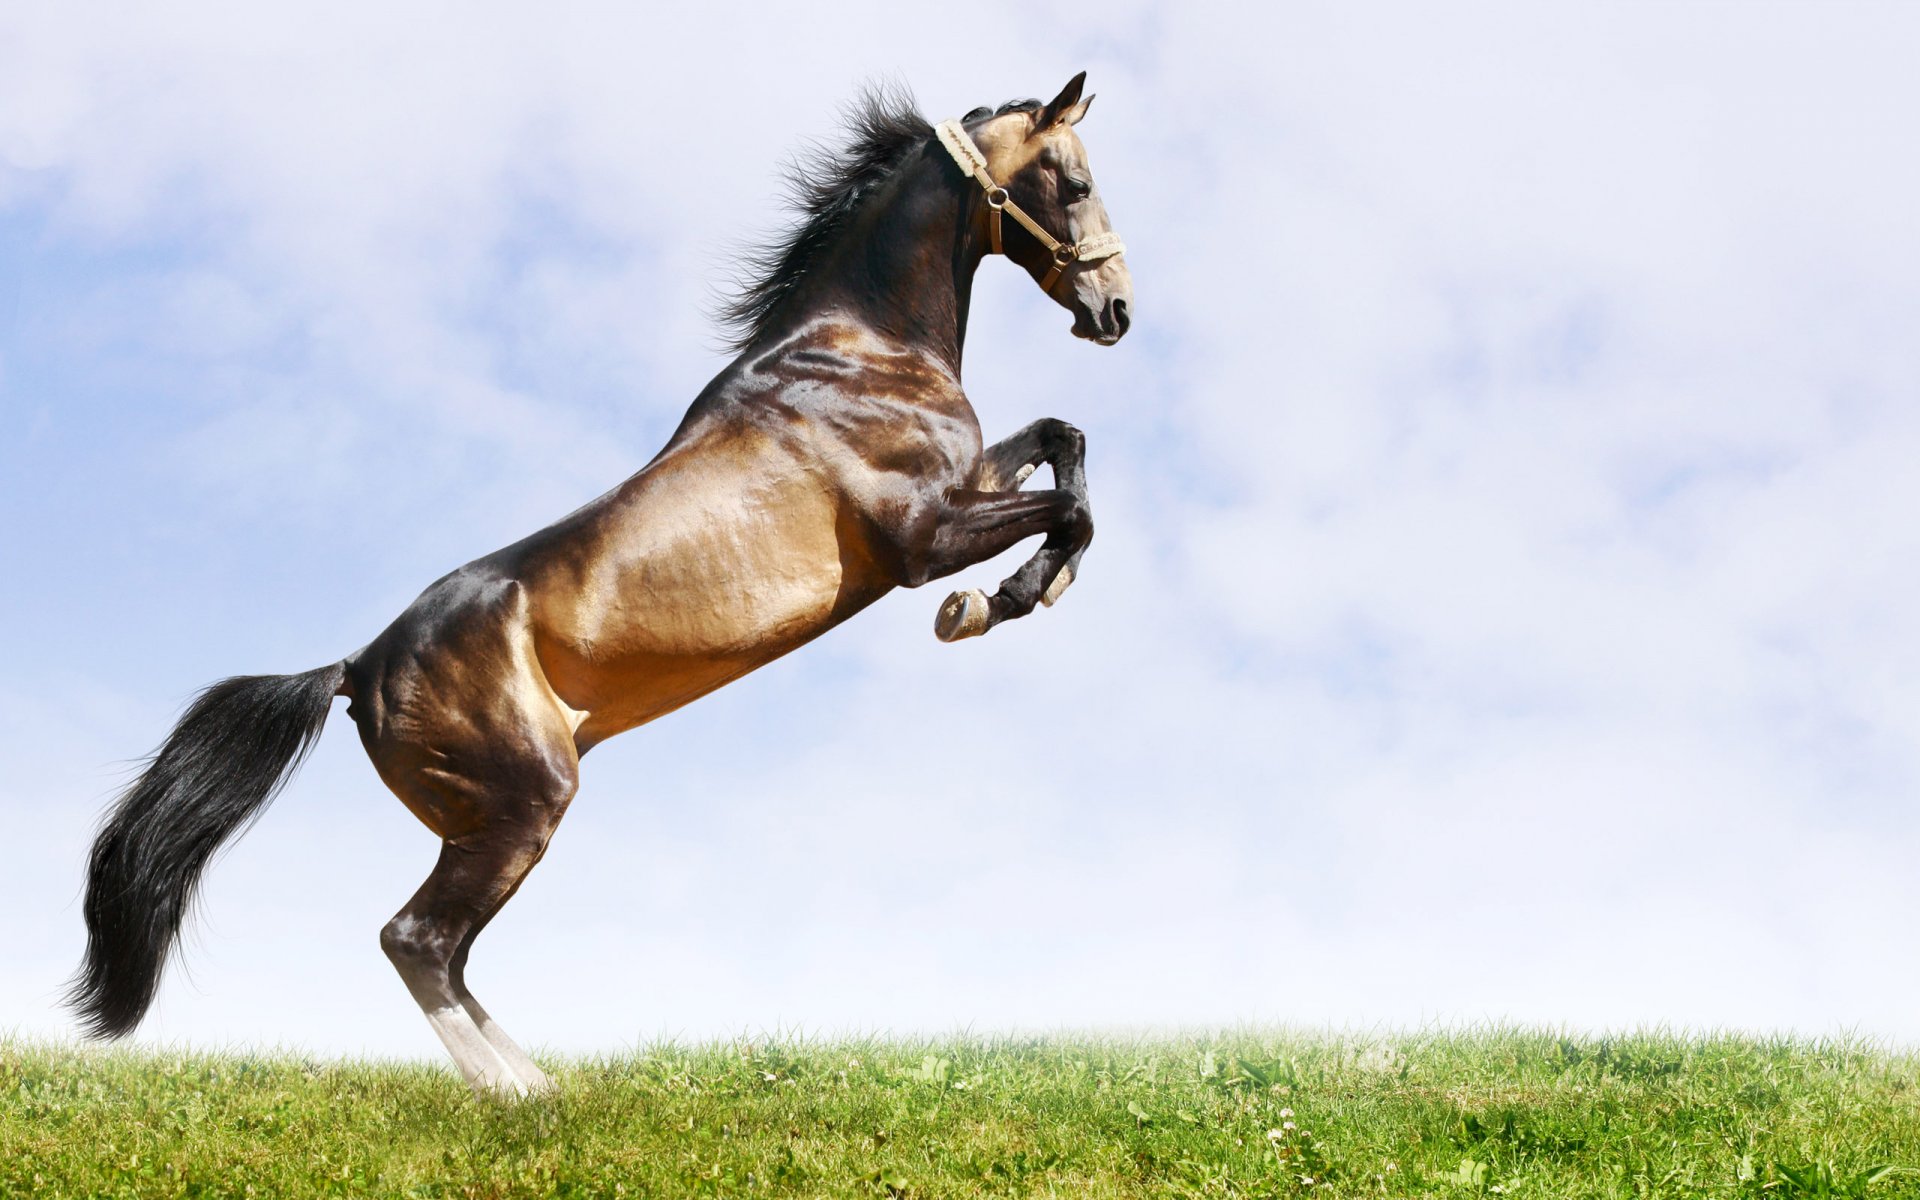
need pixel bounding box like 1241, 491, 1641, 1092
804, 156, 984, 373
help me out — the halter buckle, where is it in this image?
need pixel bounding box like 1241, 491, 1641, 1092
1052, 243, 1079, 266
984, 187, 1009, 210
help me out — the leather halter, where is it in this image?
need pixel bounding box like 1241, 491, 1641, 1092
935, 119, 1126, 293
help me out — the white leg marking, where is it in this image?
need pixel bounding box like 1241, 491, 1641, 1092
464, 997, 554, 1093
1041, 562, 1074, 607
425, 1005, 530, 1098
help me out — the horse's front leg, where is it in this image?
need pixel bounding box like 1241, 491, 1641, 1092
913, 419, 1093, 642
974, 418, 1092, 610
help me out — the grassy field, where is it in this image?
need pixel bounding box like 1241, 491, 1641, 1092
4, 1029, 1919, 1198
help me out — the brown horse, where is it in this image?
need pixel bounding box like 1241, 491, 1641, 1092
71, 73, 1131, 1096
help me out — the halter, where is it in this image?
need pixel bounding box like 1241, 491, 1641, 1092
935, 119, 1126, 294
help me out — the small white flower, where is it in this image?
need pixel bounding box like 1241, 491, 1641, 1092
1283, 1121, 1296, 1131
1278, 1107, 1294, 1118
1490, 1187, 1504, 1194
1266, 1128, 1285, 1141
761, 1072, 776, 1082
1300, 1176, 1315, 1186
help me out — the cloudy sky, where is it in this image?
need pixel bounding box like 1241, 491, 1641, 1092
4, 2, 1919, 1059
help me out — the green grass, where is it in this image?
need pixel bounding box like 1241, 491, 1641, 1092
5, 1029, 1919, 1198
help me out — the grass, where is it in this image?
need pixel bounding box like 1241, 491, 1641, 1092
4, 1029, 1920, 1198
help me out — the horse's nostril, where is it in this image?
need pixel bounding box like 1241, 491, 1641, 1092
1110, 298, 1131, 336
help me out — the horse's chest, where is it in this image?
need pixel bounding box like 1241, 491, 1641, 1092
833, 400, 981, 500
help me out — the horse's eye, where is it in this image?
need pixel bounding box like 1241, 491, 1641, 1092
1064, 176, 1092, 201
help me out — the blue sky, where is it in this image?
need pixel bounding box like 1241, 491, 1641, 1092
5, 3, 1920, 1057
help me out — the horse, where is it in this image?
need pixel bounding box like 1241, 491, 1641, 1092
70, 72, 1132, 1097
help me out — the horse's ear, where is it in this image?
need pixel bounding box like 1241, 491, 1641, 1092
1038, 71, 1088, 129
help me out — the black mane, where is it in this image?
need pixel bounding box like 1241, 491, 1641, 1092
716, 86, 1040, 351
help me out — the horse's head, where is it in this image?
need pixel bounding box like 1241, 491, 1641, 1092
963, 73, 1133, 345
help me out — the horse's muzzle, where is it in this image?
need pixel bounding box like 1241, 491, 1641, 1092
1075, 296, 1131, 345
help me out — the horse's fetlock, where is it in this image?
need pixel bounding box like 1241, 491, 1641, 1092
1067, 497, 1095, 542
994, 586, 1036, 621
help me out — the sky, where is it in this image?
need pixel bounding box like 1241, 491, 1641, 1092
4, 2, 1920, 1060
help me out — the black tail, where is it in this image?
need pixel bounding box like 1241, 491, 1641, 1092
69, 663, 344, 1038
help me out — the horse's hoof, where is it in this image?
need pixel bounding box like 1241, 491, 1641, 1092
935, 589, 990, 641
478, 1069, 555, 1101
471, 1071, 533, 1101
514, 1065, 557, 1096
1040, 563, 1074, 607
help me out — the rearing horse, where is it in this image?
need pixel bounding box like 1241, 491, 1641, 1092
71, 73, 1131, 1096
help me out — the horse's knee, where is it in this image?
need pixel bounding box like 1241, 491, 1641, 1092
1039, 418, 1085, 462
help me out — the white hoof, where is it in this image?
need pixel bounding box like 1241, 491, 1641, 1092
511, 1064, 556, 1096
1040, 563, 1074, 607
523, 1074, 556, 1097
469, 1067, 530, 1100
935, 589, 991, 641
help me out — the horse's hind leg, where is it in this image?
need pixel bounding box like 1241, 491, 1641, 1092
353, 577, 580, 1096
448, 876, 552, 1089
374, 718, 577, 1097
383, 813, 570, 1096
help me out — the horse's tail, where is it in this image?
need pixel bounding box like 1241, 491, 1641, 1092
69, 662, 345, 1038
